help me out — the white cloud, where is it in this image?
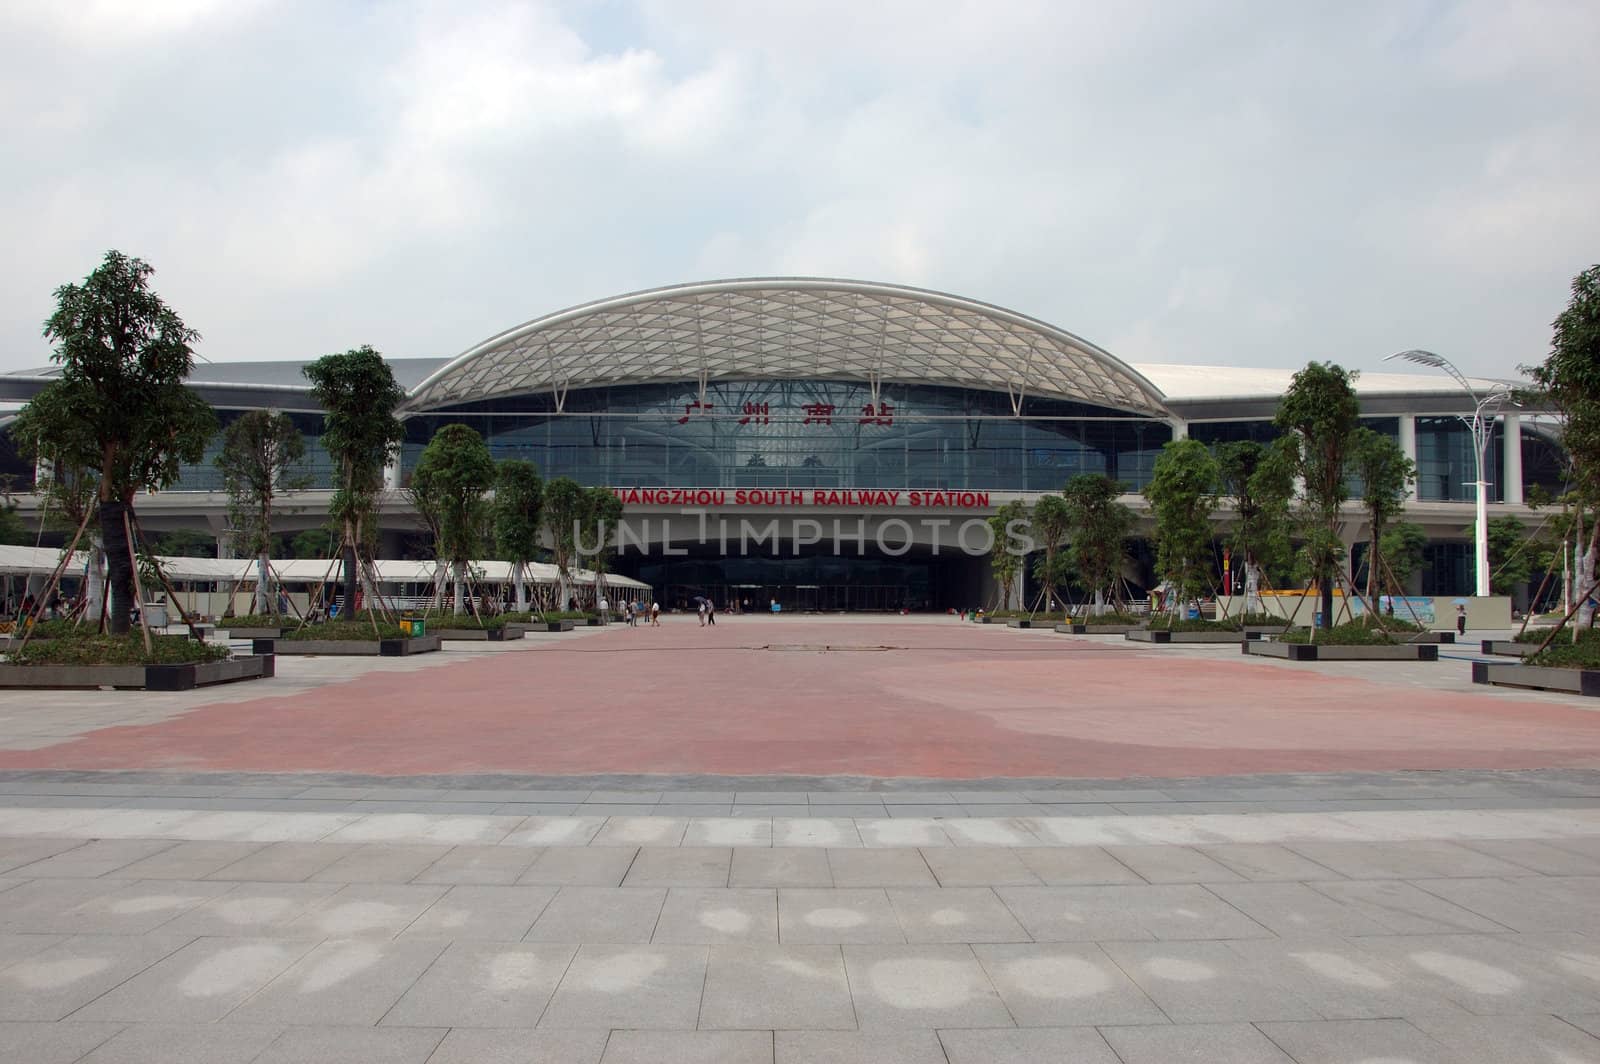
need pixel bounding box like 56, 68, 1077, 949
0, 0, 1595, 379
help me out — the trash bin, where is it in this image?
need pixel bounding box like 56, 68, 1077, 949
143, 602, 169, 628
401, 616, 425, 637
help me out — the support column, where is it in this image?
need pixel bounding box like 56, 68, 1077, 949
1169, 419, 1188, 441
1502, 413, 1523, 506
1397, 415, 1417, 493
383, 452, 402, 492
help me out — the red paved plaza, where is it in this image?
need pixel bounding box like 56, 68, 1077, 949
4, 619, 1600, 779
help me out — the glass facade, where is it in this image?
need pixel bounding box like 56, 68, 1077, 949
170, 410, 340, 492
1416, 417, 1503, 503
401, 379, 1173, 493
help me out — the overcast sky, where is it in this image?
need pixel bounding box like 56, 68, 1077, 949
1, 0, 1595, 381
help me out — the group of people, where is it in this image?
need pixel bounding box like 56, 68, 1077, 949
618, 599, 661, 627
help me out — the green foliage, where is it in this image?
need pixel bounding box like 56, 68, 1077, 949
218, 615, 290, 630
284, 616, 409, 640
581, 486, 625, 580
986, 500, 1029, 610
1526, 639, 1600, 669
1163, 617, 1244, 632
1146, 439, 1219, 610
1275, 362, 1362, 627
216, 410, 307, 561
409, 424, 496, 568
149, 529, 216, 557
1348, 427, 1415, 598
10, 632, 230, 666
1029, 493, 1073, 606
1062, 474, 1134, 606
493, 460, 544, 566
1528, 266, 1600, 511
288, 527, 338, 558
1486, 515, 1534, 595
11, 251, 216, 636
302, 346, 405, 551
1380, 521, 1429, 586
1214, 439, 1294, 587
1070, 610, 1147, 626
1279, 621, 1399, 645
541, 477, 587, 602
0, 502, 31, 546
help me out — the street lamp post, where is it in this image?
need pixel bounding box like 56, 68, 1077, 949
1386, 350, 1516, 598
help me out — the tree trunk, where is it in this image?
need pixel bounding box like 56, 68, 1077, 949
1245, 559, 1262, 615
341, 521, 358, 621
1577, 528, 1598, 635
453, 560, 465, 616
99, 499, 135, 635
1319, 567, 1334, 629
255, 551, 271, 615
514, 563, 527, 612
85, 539, 106, 629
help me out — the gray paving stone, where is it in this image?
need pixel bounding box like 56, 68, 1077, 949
426, 1028, 609, 1064
699, 944, 854, 1030
0, 1021, 125, 1064
1205, 882, 1393, 937
517, 846, 638, 886
1407, 876, 1587, 933
798, 804, 884, 818
1, 934, 181, 1021
1285, 840, 1532, 879
413, 844, 543, 884
807, 792, 886, 805
381, 941, 576, 1027
920, 847, 1040, 886
827, 848, 935, 887
734, 805, 813, 817
401, 884, 557, 940
973, 943, 1165, 1025
940, 818, 1040, 847
886, 887, 1028, 943
957, 804, 1041, 817
775, 1030, 947, 1064
947, 791, 1028, 805
0, 838, 85, 875
494, 803, 578, 816
68, 936, 317, 1023
730, 848, 832, 888
157, 882, 343, 937
576, 804, 662, 817
778, 888, 905, 944
772, 818, 863, 848
1565, 1013, 1600, 1040
251, 1025, 446, 1064
77, 1023, 283, 1064
225, 937, 448, 1025
109, 841, 266, 880
524, 886, 667, 943
1099, 1022, 1296, 1063
622, 846, 732, 886
538, 943, 708, 1029
1307, 880, 1513, 934
1013, 847, 1142, 885
997, 883, 1272, 941
1105, 844, 1245, 883
308, 842, 452, 883
51, 878, 235, 934
0, 933, 68, 970
11, 838, 175, 878
1223, 936, 1470, 1020
660, 791, 736, 804
655, 804, 734, 818
736, 791, 809, 805
1198, 843, 1347, 881
884, 805, 957, 818
1354, 933, 1600, 1015
1460, 838, 1600, 875
855, 819, 951, 847
1026, 802, 1122, 817
653, 888, 778, 944
501, 816, 607, 847
939, 1027, 1121, 1064
682, 817, 773, 847
587, 790, 662, 804
279, 883, 448, 937
1255, 1019, 1456, 1064
841, 944, 1012, 1029
207, 841, 358, 882
591, 817, 689, 847
601, 1030, 774, 1064
1102, 939, 1323, 1022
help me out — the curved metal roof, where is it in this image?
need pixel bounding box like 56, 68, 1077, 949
405, 278, 1171, 416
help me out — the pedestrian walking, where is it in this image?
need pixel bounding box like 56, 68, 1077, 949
650, 601, 661, 627
698, 599, 707, 626
1456, 601, 1467, 636
706, 600, 716, 626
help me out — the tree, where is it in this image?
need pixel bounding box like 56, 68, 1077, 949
302, 346, 406, 616
493, 460, 543, 612
1146, 439, 1220, 621
216, 410, 308, 614
1062, 473, 1134, 612
1380, 521, 1429, 589
288, 527, 337, 559
1275, 362, 1362, 628
1486, 515, 1534, 597
542, 476, 587, 609
986, 500, 1030, 610
1526, 265, 1600, 635
149, 529, 216, 557
1214, 440, 1294, 612
580, 486, 625, 609
1029, 493, 1072, 613
409, 424, 496, 615
12, 251, 216, 634
1348, 428, 1415, 604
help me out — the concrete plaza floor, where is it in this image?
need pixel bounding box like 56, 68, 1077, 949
2, 617, 1600, 1061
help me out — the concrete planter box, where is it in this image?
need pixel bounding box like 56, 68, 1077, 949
1126, 629, 1243, 644
0, 654, 273, 690
1245, 641, 1438, 662
1473, 660, 1600, 696
225, 626, 285, 639
1480, 639, 1534, 658
1005, 619, 1033, 629
1057, 623, 1145, 634
583, 617, 608, 627
435, 627, 525, 642
1399, 631, 1456, 644
509, 620, 576, 633
252, 635, 441, 657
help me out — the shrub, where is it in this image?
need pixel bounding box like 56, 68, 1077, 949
1279, 621, 1398, 646
10, 632, 230, 666
1527, 640, 1600, 670
220, 614, 292, 629
1163, 617, 1245, 632
283, 616, 409, 641
1072, 611, 1147, 626
425, 614, 507, 630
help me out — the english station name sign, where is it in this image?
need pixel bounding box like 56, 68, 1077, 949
610, 488, 993, 509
